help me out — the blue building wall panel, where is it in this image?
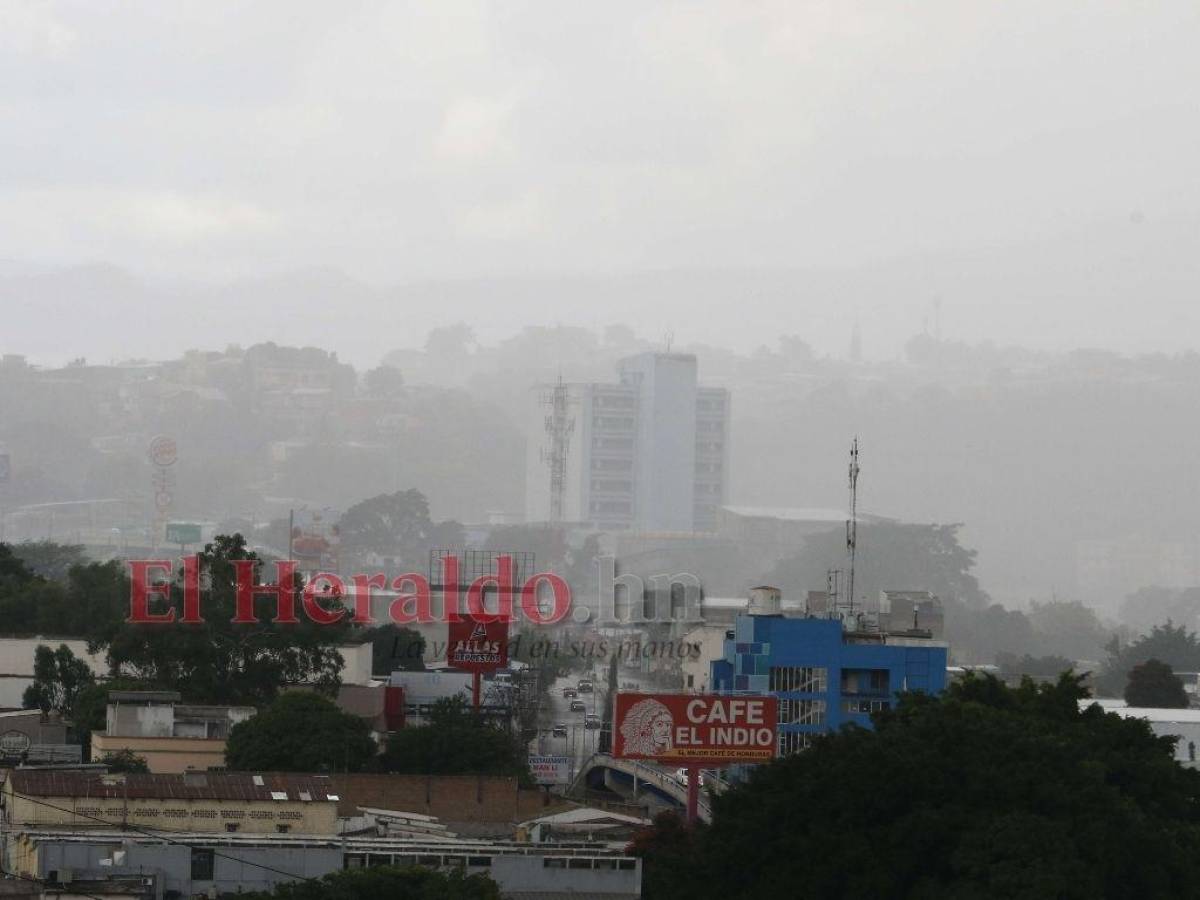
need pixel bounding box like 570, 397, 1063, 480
711, 615, 948, 743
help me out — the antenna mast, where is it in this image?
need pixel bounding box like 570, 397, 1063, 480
846, 437, 860, 613
540, 376, 575, 522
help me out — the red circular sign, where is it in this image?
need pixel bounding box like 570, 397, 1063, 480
148, 435, 177, 467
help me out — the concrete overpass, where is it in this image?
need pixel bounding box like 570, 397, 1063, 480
568, 753, 722, 823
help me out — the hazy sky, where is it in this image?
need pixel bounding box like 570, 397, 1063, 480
2, 2, 1199, 360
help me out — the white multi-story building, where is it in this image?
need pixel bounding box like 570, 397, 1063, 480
525, 353, 730, 532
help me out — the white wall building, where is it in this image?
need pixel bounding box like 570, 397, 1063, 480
525, 352, 730, 533
1080, 701, 1200, 763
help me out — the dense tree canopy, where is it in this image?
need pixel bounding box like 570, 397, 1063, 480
0, 543, 126, 637
22, 643, 94, 716
337, 489, 463, 571
1120, 586, 1200, 635
8, 540, 89, 581
769, 522, 989, 609
381, 698, 532, 783
225, 692, 377, 773
98, 748, 149, 773
1125, 658, 1189, 708
633, 674, 1200, 899
766, 523, 1114, 665
1097, 622, 1200, 697
364, 624, 426, 675
95, 534, 350, 706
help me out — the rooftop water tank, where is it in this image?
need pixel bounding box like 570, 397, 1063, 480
747, 585, 782, 616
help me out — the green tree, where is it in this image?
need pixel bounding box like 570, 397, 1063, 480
363, 625, 426, 675
22, 644, 95, 716
765, 522, 1037, 664
0, 544, 128, 640
234, 864, 500, 900
70, 678, 150, 753
1024, 599, 1113, 662
9, 540, 88, 581
381, 698, 532, 783
225, 692, 377, 773
627, 812, 699, 900
1097, 622, 1200, 697
98, 748, 149, 773
0, 542, 38, 583
636, 674, 1200, 899
1119, 586, 1200, 636
995, 652, 1075, 679
60, 559, 129, 640
424, 322, 476, 358
94, 534, 349, 706
1125, 658, 1189, 708
338, 489, 449, 569
768, 522, 990, 609
363, 364, 404, 397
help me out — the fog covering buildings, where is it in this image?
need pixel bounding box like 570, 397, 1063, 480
525, 352, 730, 532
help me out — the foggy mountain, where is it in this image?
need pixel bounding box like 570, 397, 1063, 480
6, 207, 1199, 369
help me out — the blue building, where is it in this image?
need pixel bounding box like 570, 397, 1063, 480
711, 611, 948, 755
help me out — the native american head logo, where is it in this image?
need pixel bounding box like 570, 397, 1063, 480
620, 698, 674, 756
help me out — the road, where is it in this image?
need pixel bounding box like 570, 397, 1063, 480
530, 667, 670, 784
532, 672, 607, 779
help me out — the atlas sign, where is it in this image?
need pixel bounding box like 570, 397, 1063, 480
447, 618, 509, 672
613, 693, 777, 765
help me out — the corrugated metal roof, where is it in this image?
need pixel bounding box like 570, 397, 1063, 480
9, 770, 339, 802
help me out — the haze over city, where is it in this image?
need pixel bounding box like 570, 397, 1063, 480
2, 3, 1200, 898
3, 2, 1199, 363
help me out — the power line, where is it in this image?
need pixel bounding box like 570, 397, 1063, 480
7, 788, 318, 884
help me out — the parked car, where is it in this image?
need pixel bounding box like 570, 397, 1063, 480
562, 687, 578, 699
673, 768, 707, 787
552, 723, 568, 738
577, 680, 594, 693
584, 714, 602, 730
570, 699, 587, 712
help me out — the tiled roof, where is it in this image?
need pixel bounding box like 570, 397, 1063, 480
8, 771, 339, 802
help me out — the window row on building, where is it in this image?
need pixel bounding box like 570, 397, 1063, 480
778, 699, 826, 725
842, 698, 890, 715
769, 666, 828, 693
777, 731, 815, 756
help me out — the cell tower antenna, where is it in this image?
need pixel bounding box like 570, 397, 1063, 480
846, 437, 860, 614
539, 375, 575, 523
826, 568, 841, 621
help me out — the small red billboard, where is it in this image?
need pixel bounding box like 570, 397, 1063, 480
447, 617, 509, 672
613, 693, 777, 765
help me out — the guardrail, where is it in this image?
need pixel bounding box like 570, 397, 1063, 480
569, 753, 713, 822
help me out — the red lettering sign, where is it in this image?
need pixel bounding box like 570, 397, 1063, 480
613, 693, 778, 765
447, 617, 509, 672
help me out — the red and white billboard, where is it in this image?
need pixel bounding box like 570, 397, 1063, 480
613, 693, 777, 765
447, 617, 509, 672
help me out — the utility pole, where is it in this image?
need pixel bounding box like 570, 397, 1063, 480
846, 438, 860, 614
